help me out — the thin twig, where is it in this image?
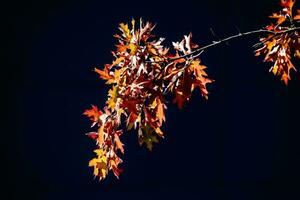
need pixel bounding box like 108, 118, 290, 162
152, 26, 300, 92
170, 27, 300, 61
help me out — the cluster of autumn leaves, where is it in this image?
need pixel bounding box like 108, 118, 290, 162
84, 0, 300, 181
84, 19, 212, 180
255, 0, 300, 85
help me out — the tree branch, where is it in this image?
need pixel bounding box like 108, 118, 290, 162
171, 26, 300, 61
150, 26, 300, 88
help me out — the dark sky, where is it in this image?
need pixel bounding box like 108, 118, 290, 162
4, 0, 300, 199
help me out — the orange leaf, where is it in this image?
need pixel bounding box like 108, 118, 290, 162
156, 98, 165, 125
83, 105, 102, 122
114, 134, 124, 154
94, 67, 114, 82
280, 0, 295, 11
293, 10, 300, 20
154, 127, 164, 137
98, 125, 105, 146
173, 58, 186, 65
269, 13, 286, 25
115, 44, 128, 52
281, 73, 289, 85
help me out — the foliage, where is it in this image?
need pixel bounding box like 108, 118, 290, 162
255, 0, 300, 85
84, 0, 300, 181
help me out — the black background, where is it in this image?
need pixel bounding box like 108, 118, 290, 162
4, 0, 300, 199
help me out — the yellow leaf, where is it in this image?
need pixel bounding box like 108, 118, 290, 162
150, 98, 157, 109
99, 169, 107, 180
155, 127, 164, 137
94, 167, 99, 176
89, 158, 99, 167
295, 50, 300, 58
114, 68, 125, 80
119, 23, 131, 39
266, 39, 276, 51
93, 149, 104, 156
112, 57, 125, 67
189, 60, 200, 70
99, 155, 107, 163
271, 65, 278, 75
129, 43, 137, 55
107, 86, 118, 109
109, 160, 116, 168
88, 152, 108, 179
